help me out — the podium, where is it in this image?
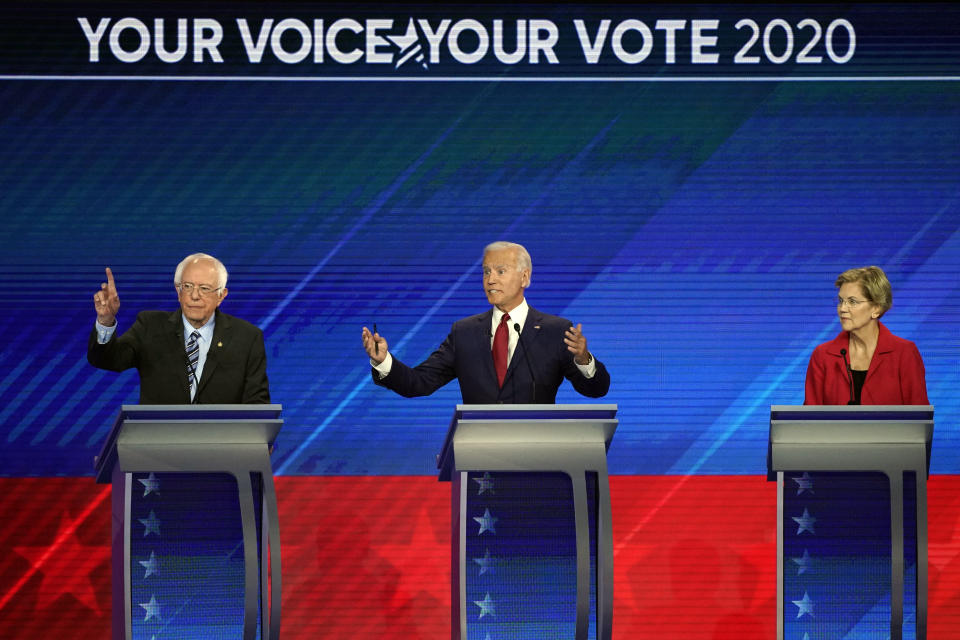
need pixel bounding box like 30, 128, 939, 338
768, 405, 934, 640
94, 404, 283, 640
437, 404, 618, 640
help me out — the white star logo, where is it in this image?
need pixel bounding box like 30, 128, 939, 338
387, 18, 428, 70
139, 472, 161, 497
474, 592, 496, 619
474, 549, 494, 575
792, 591, 814, 618
140, 594, 161, 621
792, 508, 816, 535
473, 509, 498, 535
792, 472, 814, 495
139, 510, 161, 537
473, 472, 495, 495
139, 551, 159, 579
791, 549, 812, 575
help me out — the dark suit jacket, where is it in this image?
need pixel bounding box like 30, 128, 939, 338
804, 321, 928, 405
88, 308, 270, 404
373, 306, 610, 403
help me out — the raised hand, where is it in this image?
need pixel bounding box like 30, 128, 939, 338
93, 267, 120, 326
564, 323, 592, 365
361, 326, 388, 364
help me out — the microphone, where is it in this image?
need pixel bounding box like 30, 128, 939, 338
840, 348, 856, 405
514, 323, 537, 403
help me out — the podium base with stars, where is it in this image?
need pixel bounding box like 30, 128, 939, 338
768, 405, 933, 640
438, 404, 618, 640
95, 405, 283, 640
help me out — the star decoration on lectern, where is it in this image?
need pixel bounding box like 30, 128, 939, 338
791, 549, 812, 575
474, 509, 498, 535
139, 510, 161, 537
473, 472, 495, 495
139, 551, 159, 579
139, 472, 161, 497
792, 472, 814, 495
474, 549, 494, 575
474, 592, 496, 618
792, 508, 816, 535
140, 595, 161, 621
792, 591, 814, 618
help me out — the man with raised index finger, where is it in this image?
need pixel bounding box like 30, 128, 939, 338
88, 253, 270, 404
361, 241, 609, 404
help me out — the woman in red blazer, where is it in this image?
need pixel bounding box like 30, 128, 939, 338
804, 266, 928, 405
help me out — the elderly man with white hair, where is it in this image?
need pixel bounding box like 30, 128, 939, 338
88, 253, 270, 404
362, 241, 609, 404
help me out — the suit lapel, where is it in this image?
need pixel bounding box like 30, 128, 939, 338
503, 307, 543, 384
865, 323, 893, 386
168, 310, 191, 403
473, 310, 498, 386
197, 310, 227, 396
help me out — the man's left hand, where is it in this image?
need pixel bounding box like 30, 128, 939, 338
564, 323, 593, 365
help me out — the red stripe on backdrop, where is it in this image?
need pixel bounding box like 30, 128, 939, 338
1, 475, 959, 639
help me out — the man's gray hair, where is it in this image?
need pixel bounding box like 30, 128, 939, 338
483, 241, 532, 282
174, 253, 228, 289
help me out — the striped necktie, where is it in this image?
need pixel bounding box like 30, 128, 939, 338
186, 330, 201, 401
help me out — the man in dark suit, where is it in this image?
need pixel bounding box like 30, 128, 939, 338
361, 242, 609, 403
88, 253, 270, 404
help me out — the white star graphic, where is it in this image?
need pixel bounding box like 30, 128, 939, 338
792, 508, 816, 535
387, 18, 428, 70
139, 472, 161, 497
473, 472, 495, 495
139, 510, 161, 537
473, 509, 498, 535
474, 592, 496, 619
792, 591, 814, 618
474, 549, 494, 575
140, 594, 161, 621
791, 549, 812, 575
792, 472, 814, 495
387, 19, 417, 51
139, 551, 159, 579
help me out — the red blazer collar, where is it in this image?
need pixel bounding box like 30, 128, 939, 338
824, 321, 894, 356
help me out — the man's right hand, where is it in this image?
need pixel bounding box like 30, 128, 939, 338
361, 326, 388, 364
94, 267, 120, 326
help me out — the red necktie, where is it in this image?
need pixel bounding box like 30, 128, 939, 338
492, 313, 510, 388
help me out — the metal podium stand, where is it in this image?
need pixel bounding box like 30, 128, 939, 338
438, 404, 618, 640
95, 404, 283, 640
768, 405, 934, 640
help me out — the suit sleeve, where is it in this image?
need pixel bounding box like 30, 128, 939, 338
241, 329, 271, 404
899, 341, 929, 405
87, 313, 144, 372
373, 330, 458, 398
565, 357, 610, 398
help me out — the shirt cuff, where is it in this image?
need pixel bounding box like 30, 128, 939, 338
95, 320, 117, 344
371, 352, 393, 379
576, 355, 597, 378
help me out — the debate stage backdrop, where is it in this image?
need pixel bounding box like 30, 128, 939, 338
1, 3, 959, 638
